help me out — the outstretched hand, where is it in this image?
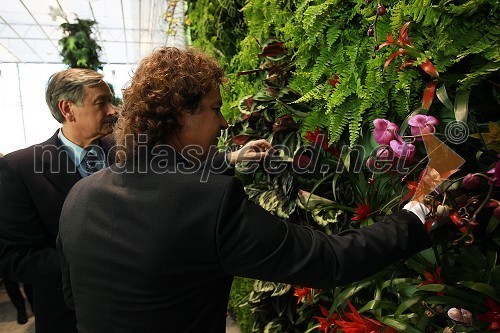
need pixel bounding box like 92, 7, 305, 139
227, 139, 274, 164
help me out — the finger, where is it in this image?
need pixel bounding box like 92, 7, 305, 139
248, 139, 274, 152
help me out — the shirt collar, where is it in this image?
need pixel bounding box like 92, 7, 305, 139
58, 129, 102, 166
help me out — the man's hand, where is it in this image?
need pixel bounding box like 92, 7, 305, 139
227, 139, 273, 164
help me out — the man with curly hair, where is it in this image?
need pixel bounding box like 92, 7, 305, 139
58, 47, 431, 332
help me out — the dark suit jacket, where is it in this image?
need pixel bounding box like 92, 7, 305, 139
58, 152, 431, 333
0, 131, 113, 333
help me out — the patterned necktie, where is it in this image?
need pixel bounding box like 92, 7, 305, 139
82, 150, 101, 175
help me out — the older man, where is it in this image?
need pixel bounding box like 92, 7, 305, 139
0, 68, 117, 332
58, 48, 431, 333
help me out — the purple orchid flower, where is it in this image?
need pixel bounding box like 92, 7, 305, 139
487, 159, 500, 186
408, 114, 439, 140
390, 138, 416, 158
373, 119, 399, 145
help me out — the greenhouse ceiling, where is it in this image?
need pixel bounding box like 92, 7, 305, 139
0, 0, 183, 64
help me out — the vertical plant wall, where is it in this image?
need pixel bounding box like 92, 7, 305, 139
186, 1, 499, 332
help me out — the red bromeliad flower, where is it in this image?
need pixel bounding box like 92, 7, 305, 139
401, 181, 419, 202
449, 210, 468, 234
420, 266, 444, 285
419, 266, 445, 295
293, 286, 313, 304
314, 305, 338, 333
335, 300, 383, 333
351, 201, 372, 222
477, 297, 500, 331
305, 128, 339, 156
379, 22, 439, 78
379, 22, 439, 110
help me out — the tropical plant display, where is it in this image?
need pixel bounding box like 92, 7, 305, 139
59, 18, 103, 71
58, 17, 122, 106
185, 0, 499, 332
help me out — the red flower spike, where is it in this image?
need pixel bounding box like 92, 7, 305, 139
378, 34, 396, 49
305, 128, 325, 145
398, 59, 415, 71
420, 266, 445, 290
335, 300, 383, 333
384, 50, 408, 72
420, 59, 439, 78
314, 305, 338, 333
293, 286, 313, 304
421, 81, 438, 110
477, 297, 500, 331
401, 181, 419, 202
398, 21, 413, 46
305, 128, 339, 157
352, 202, 372, 222
449, 211, 468, 233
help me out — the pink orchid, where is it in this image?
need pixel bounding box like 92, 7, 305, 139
390, 138, 416, 158
487, 160, 500, 186
408, 115, 439, 140
373, 119, 399, 145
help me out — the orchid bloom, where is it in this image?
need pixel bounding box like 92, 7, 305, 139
373, 119, 399, 145
448, 308, 473, 325
389, 137, 416, 159
408, 114, 439, 139
487, 160, 500, 187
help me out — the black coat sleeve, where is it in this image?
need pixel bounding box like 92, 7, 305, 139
0, 158, 61, 284
216, 178, 431, 289
56, 234, 75, 310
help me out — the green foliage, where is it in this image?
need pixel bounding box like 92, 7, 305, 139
186, 0, 499, 331
229, 277, 255, 333
59, 18, 103, 70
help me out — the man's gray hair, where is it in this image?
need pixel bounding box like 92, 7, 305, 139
45, 68, 104, 123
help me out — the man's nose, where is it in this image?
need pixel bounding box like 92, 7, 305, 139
107, 103, 118, 115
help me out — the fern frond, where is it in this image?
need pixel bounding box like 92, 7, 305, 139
458, 61, 500, 91
293, 83, 327, 104
310, 47, 333, 85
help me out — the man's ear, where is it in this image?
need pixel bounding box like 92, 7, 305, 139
58, 100, 74, 122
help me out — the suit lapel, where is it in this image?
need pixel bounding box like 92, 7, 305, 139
39, 132, 82, 195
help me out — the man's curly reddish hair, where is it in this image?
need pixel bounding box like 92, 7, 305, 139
114, 47, 226, 159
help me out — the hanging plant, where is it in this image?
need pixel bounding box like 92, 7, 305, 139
59, 18, 103, 71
